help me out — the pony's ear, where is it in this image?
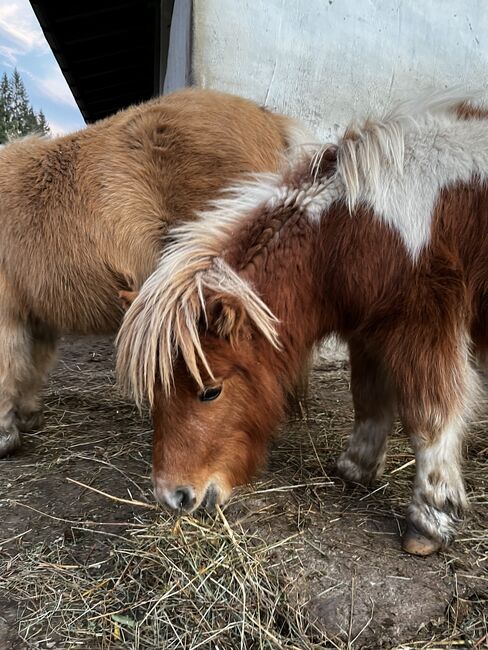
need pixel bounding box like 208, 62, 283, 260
119, 290, 139, 311
206, 293, 249, 343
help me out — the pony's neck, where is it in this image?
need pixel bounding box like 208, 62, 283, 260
225, 207, 334, 390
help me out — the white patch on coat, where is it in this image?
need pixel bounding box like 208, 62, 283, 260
407, 334, 481, 543
334, 90, 488, 257
409, 419, 467, 543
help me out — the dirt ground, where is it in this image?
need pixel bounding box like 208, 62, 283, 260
0, 336, 486, 649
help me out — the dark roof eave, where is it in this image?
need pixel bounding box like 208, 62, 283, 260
29, 0, 174, 123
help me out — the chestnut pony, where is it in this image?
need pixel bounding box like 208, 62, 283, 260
0, 87, 312, 458
117, 92, 488, 556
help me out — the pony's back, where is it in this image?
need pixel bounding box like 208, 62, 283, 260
0, 88, 310, 333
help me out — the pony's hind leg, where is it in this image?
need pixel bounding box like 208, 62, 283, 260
396, 333, 478, 556
337, 339, 396, 485
16, 322, 57, 432
0, 279, 31, 456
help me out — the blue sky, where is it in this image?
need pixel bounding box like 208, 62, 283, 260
0, 0, 85, 134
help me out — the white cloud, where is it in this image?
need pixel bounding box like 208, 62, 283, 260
23, 65, 78, 109
35, 67, 78, 108
0, 1, 48, 53
0, 43, 19, 66
48, 119, 84, 137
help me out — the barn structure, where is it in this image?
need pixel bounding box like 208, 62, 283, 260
30, 0, 488, 136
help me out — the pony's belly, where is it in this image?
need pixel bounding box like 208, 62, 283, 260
28, 282, 124, 335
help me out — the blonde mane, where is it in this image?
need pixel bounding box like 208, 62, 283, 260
334, 88, 482, 211
117, 89, 482, 406
116, 175, 290, 406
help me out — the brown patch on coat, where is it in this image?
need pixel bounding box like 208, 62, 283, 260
149, 166, 487, 509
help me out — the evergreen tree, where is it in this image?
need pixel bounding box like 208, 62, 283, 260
0, 68, 50, 143
36, 109, 50, 136
10, 68, 30, 137
0, 72, 12, 143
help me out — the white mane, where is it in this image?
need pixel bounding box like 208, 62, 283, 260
116, 175, 288, 406
333, 89, 487, 255
117, 90, 486, 405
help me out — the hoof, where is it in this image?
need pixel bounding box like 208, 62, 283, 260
402, 522, 442, 556
17, 410, 44, 432
336, 453, 379, 486
0, 426, 21, 457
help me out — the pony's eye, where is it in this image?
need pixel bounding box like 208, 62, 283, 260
199, 386, 222, 402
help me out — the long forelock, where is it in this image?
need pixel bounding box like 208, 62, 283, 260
115, 173, 296, 407
116, 156, 346, 407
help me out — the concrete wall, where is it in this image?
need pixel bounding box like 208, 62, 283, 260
192, 0, 488, 138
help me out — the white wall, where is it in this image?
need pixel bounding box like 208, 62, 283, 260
192, 0, 488, 138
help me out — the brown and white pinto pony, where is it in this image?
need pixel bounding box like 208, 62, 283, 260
0, 88, 311, 458
117, 92, 488, 556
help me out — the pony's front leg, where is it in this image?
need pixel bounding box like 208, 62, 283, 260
397, 336, 478, 556
0, 283, 31, 456
16, 324, 57, 432
404, 422, 468, 555
337, 339, 396, 484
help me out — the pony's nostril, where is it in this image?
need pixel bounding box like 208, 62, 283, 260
170, 486, 195, 511
202, 484, 219, 511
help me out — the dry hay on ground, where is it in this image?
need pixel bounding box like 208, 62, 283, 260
0, 336, 486, 649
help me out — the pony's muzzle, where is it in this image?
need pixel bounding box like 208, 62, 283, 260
154, 480, 222, 513
157, 484, 196, 511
